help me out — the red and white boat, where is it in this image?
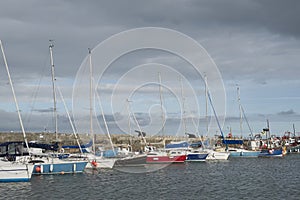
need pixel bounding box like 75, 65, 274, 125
146, 150, 186, 164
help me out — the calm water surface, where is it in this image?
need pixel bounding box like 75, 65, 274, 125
1, 154, 300, 200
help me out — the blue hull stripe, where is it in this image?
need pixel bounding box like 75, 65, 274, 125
0, 178, 30, 182
230, 152, 260, 157
186, 153, 208, 161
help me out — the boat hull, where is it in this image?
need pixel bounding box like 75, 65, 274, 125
206, 151, 230, 160
258, 149, 283, 157
146, 154, 186, 164
85, 157, 116, 169
230, 150, 260, 157
186, 153, 208, 162
0, 161, 34, 182
32, 161, 87, 174
115, 154, 147, 166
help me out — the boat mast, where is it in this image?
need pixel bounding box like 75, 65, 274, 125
205, 77, 228, 150
88, 48, 96, 154
96, 91, 116, 155
126, 99, 133, 147
0, 40, 30, 154
293, 124, 296, 137
236, 85, 253, 139
57, 86, 83, 154
158, 72, 166, 148
267, 119, 270, 148
49, 40, 58, 140
204, 75, 208, 137
180, 77, 187, 137
237, 86, 243, 138
128, 99, 147, 145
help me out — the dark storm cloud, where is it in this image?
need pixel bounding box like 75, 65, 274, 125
1, 0, 300, 134
1, 0, 299, 79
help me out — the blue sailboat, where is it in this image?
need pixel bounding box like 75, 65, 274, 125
185, 141, 209, 162
31, 41, 88, 174
228, 86, 261, 158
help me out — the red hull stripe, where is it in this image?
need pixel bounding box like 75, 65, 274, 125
146, 155, 186, 163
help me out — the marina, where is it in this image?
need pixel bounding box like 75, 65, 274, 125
1, 1, 300, 199
1, 154, 300, 199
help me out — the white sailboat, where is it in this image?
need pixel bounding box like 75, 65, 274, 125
0, 40, 34, 182
113, 99, 148, 167
84, 48, 116, 169
204, 76, 229, 161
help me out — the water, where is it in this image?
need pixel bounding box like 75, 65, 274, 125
1, 154, 300, 200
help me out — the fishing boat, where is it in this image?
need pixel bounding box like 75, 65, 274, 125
258, 121, 284, 158
0, 40, 34, 182
258, 148, 283, 158
282, 125, 300, 153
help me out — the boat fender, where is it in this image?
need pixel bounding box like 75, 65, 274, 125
268, 149, 274, 154
91, 160, 97, 167
36, 166, 41, 173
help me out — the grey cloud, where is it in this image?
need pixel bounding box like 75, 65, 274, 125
278, 109, 296, 116
31, 107, 53, 113
1, 0, 300, 135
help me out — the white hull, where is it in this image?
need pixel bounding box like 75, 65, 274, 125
0, 160, 34, 182
206, 150, 230, 160
85, 155, 116, 169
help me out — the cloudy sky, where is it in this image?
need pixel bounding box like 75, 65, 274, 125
1, 0, 300, 138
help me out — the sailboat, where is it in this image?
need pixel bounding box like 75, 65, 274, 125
146, 73, 187, 164
84, 48, 116, 169
203, 76, 229, 161
113, 99, 148, 167
30, 41, 87, 174
174, 77, 209, 162
0, 40, 34, 182
228, 86, 261, 157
